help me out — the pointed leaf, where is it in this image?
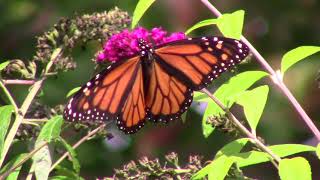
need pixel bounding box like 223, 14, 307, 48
66, 87, 81, 98
215, 138, 249, 158
185, 19, 217, 35
192, 156, 234, 180
0, 105, 14, 160
236, 144, 315, 167
37, 115, 63, 143
236, 85, 269, 131
207, 157, 234, 180
131, 0, 156, 29
197, 71, 268, 137
279, 157, 311, 180
281, 46, 320, 74
33, 142, 52, 180
58, 137, 80, 173
0, 153, 28, 180
316, 143, 320, 160
217, 10, 245, 39
0, 61, 10, 71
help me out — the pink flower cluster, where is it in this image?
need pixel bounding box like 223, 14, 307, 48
97, 27, 186, 62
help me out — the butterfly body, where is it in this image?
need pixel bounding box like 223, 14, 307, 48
64, 36, 249, 134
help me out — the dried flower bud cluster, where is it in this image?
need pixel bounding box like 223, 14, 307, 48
33, 7, 131, 74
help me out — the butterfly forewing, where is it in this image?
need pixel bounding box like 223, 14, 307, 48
154, 36, 249, 90
63, 56, 141, 125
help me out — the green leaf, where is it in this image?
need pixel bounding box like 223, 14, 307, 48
0, 105, 14, 160
197, 71, 268, 138
52, 165, 85, 180
0, 153, 28, 180
316, 143, 320, 160
192, 156, 234, 180
236, 85, 269, 132
58, 137, 80, 174
33, 142, 52, 180
217, 10, 245, 39
215, 138, 249, 158
281, 46, 320, 74
66, 87, 81, 98
279, 157, 311, 180
131, 0, 156, 29
236, 144, 315, 167
192, 138, 248, 180
37, 115, 64, 143
185, 19, 217, 35
0, 61, 10, 71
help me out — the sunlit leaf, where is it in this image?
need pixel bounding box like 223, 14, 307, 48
0, 105, 14, 160
192, 156, 234, 180
37, 115, 63, 143
131, 0, 156, 29
217, 10, 245, 39
215, 138, 249, 158
279, 157, 311, 180
197, 71, 268, 138
316, 143, 320, 160
281, 46, 320, 74
236, 144, 315, 167
66, 87, 81, 98
185, 19, 217, 35
236, 85, 269, 131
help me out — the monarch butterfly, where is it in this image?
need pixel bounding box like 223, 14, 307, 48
64, 36, 249, 134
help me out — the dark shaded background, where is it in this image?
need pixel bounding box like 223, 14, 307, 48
1, 0, 320, 179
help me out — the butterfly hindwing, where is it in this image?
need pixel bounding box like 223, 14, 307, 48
145, 62, 193, 123
117, 64, 147, 133
154, 36, 249, 90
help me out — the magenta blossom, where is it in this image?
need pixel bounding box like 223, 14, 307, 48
96, 27, 186, 62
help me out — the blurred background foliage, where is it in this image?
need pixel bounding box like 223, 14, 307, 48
1, 0, 320, 179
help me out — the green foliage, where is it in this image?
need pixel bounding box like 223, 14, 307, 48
0, 61, 9, 71
33, 142, 52, 180
37, 116, 64, 143
281, 46, 320, 74
185, 10, 245, 39
58, 137, 81, 173
185, 19, 217, 35
192, 138, 248, 179
235, 85, 269, 132
216, 10, 245, 39
0, 105, 14, 160
236, 144, 315, 167
316, 143, 320, 160
194, 71, 268, 137
33, 116, 64, 179
279, 157, 311, 180
66, 87, 81, 98
131, 0, 156, 29
0, 153, 28, 180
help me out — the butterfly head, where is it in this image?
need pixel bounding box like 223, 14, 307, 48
138, 38, 154, 58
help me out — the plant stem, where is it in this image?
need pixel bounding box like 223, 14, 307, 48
200, 0, 320, 141
0, 80, 19, 114
0, 141, 48, 179
2, 79, 35, 85
0, 47, 63, 168
201, 88, 281, 163
49, 124, 106, 172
